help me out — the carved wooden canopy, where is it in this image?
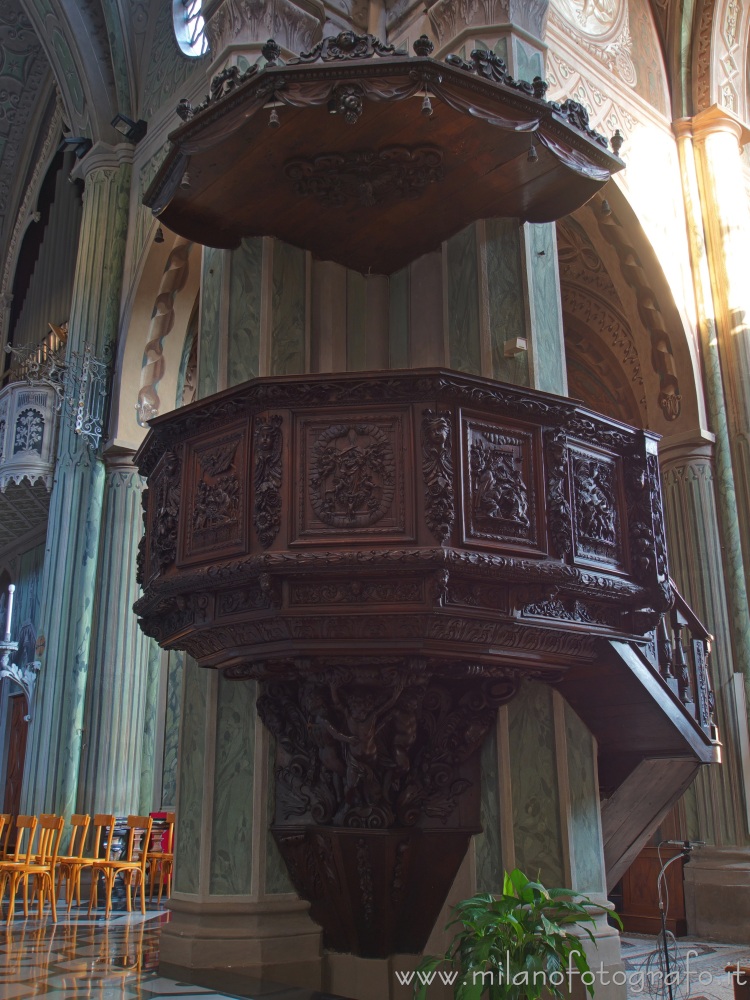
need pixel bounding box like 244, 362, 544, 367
144, 34, 624, 274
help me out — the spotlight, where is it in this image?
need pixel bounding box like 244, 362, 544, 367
111, 113, 148, 143
154, 227, 165, 244
600, 199, 612, 217
57, 136, 92, 160
268, 107, 280, 128
180, 171, 191, 190
421, 93, 433, 117
527, 139, 538, 163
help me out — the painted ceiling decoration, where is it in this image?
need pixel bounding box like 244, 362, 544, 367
0, 2, 50, 247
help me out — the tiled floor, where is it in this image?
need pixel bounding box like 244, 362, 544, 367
622, 934, 750, 1000
0, 910, 345, 1000
2, 908, 750, 1000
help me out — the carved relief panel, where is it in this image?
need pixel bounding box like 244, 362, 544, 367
179, 422, 248, 564
294, 411, 411, 543
569, 446, 624, 569
461, 414, 540, 551
144, 447, 184, 585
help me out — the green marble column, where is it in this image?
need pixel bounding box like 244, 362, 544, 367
162, 661, 321, 984
77, 448, 160, 816
443, 220, 567, 393
660, 439, 746, 846
21, 147, 132, 817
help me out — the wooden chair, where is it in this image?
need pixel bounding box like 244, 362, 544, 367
0, 814, 10, 859
0, 814, 36, 921
57, 813, 114, 914
148, 812, 175, 904
0, 814, 64, 922
55, 813, 91, 913
89, 815, 153, 918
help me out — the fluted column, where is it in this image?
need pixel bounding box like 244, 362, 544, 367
21, 146, 132, 817
77, 448, 160, 815
660, 438, 745, 845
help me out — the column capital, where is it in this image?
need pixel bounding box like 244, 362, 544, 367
659, 428, 715, 468
70, 141, 133, 183
102, 441, 139, 473
688, 105, 750, 147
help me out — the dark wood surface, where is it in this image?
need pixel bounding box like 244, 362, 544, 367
145, 42, 623, 273
135, 369, 716, 955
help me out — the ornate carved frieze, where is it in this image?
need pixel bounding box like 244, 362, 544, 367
291, 31, 398, 63
463, 417, 537, 548
421, 409, 455, 543
289, 579, 423, 606
428, 0, 549, 45
285, 147, 444, 208
204, 0, 324, 64
253, 415, 283, 548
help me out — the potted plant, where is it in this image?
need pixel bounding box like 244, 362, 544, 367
414, 868, 619, 1000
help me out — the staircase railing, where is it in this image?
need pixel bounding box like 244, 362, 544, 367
646, 581, 719, 743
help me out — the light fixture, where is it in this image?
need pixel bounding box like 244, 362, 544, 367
180, 170, 191, 190
421, 92, 433, 117
600, 199, 612, 217
269, 107, 280, 128
154, 226, 165, 243
111, 113, 148, 143
57, 136, 92, 160
527, 137, 538, 163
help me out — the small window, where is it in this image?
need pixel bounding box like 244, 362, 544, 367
173, 0, 208, 57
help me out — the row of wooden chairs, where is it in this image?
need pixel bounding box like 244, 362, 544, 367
0, 812, 175, 924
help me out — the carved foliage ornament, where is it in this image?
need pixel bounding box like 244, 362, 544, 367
421, 409, 455, 543
626, 451, 670, 608
310, 424, 395, 529
285, 147, 444, 209
544, 429, 572, 558
292, 31, 399, 63
149, 449, 182, 575
253, 415, 283, 548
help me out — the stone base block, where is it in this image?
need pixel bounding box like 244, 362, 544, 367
323, 899, 626, 1000
159, 895, 323, 989
684, 847, 750, 942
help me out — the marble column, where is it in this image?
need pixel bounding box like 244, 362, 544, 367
689, 108, 750, 598
660, 438, 746, 844
77, 447, 160, 816
161, 660, 322, 987
21, 146, 132, 817
673, 116, 750, 726
660, 438, 750, 939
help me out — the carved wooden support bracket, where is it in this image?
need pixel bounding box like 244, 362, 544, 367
227, 656, 517, 955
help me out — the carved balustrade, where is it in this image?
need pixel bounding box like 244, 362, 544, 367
134, 368, 671, 957
647, 582, 719, 742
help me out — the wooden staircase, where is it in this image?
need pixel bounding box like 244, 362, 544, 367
557, 587, 720, 890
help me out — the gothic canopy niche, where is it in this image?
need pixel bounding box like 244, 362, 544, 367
144, 33, 624, 274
